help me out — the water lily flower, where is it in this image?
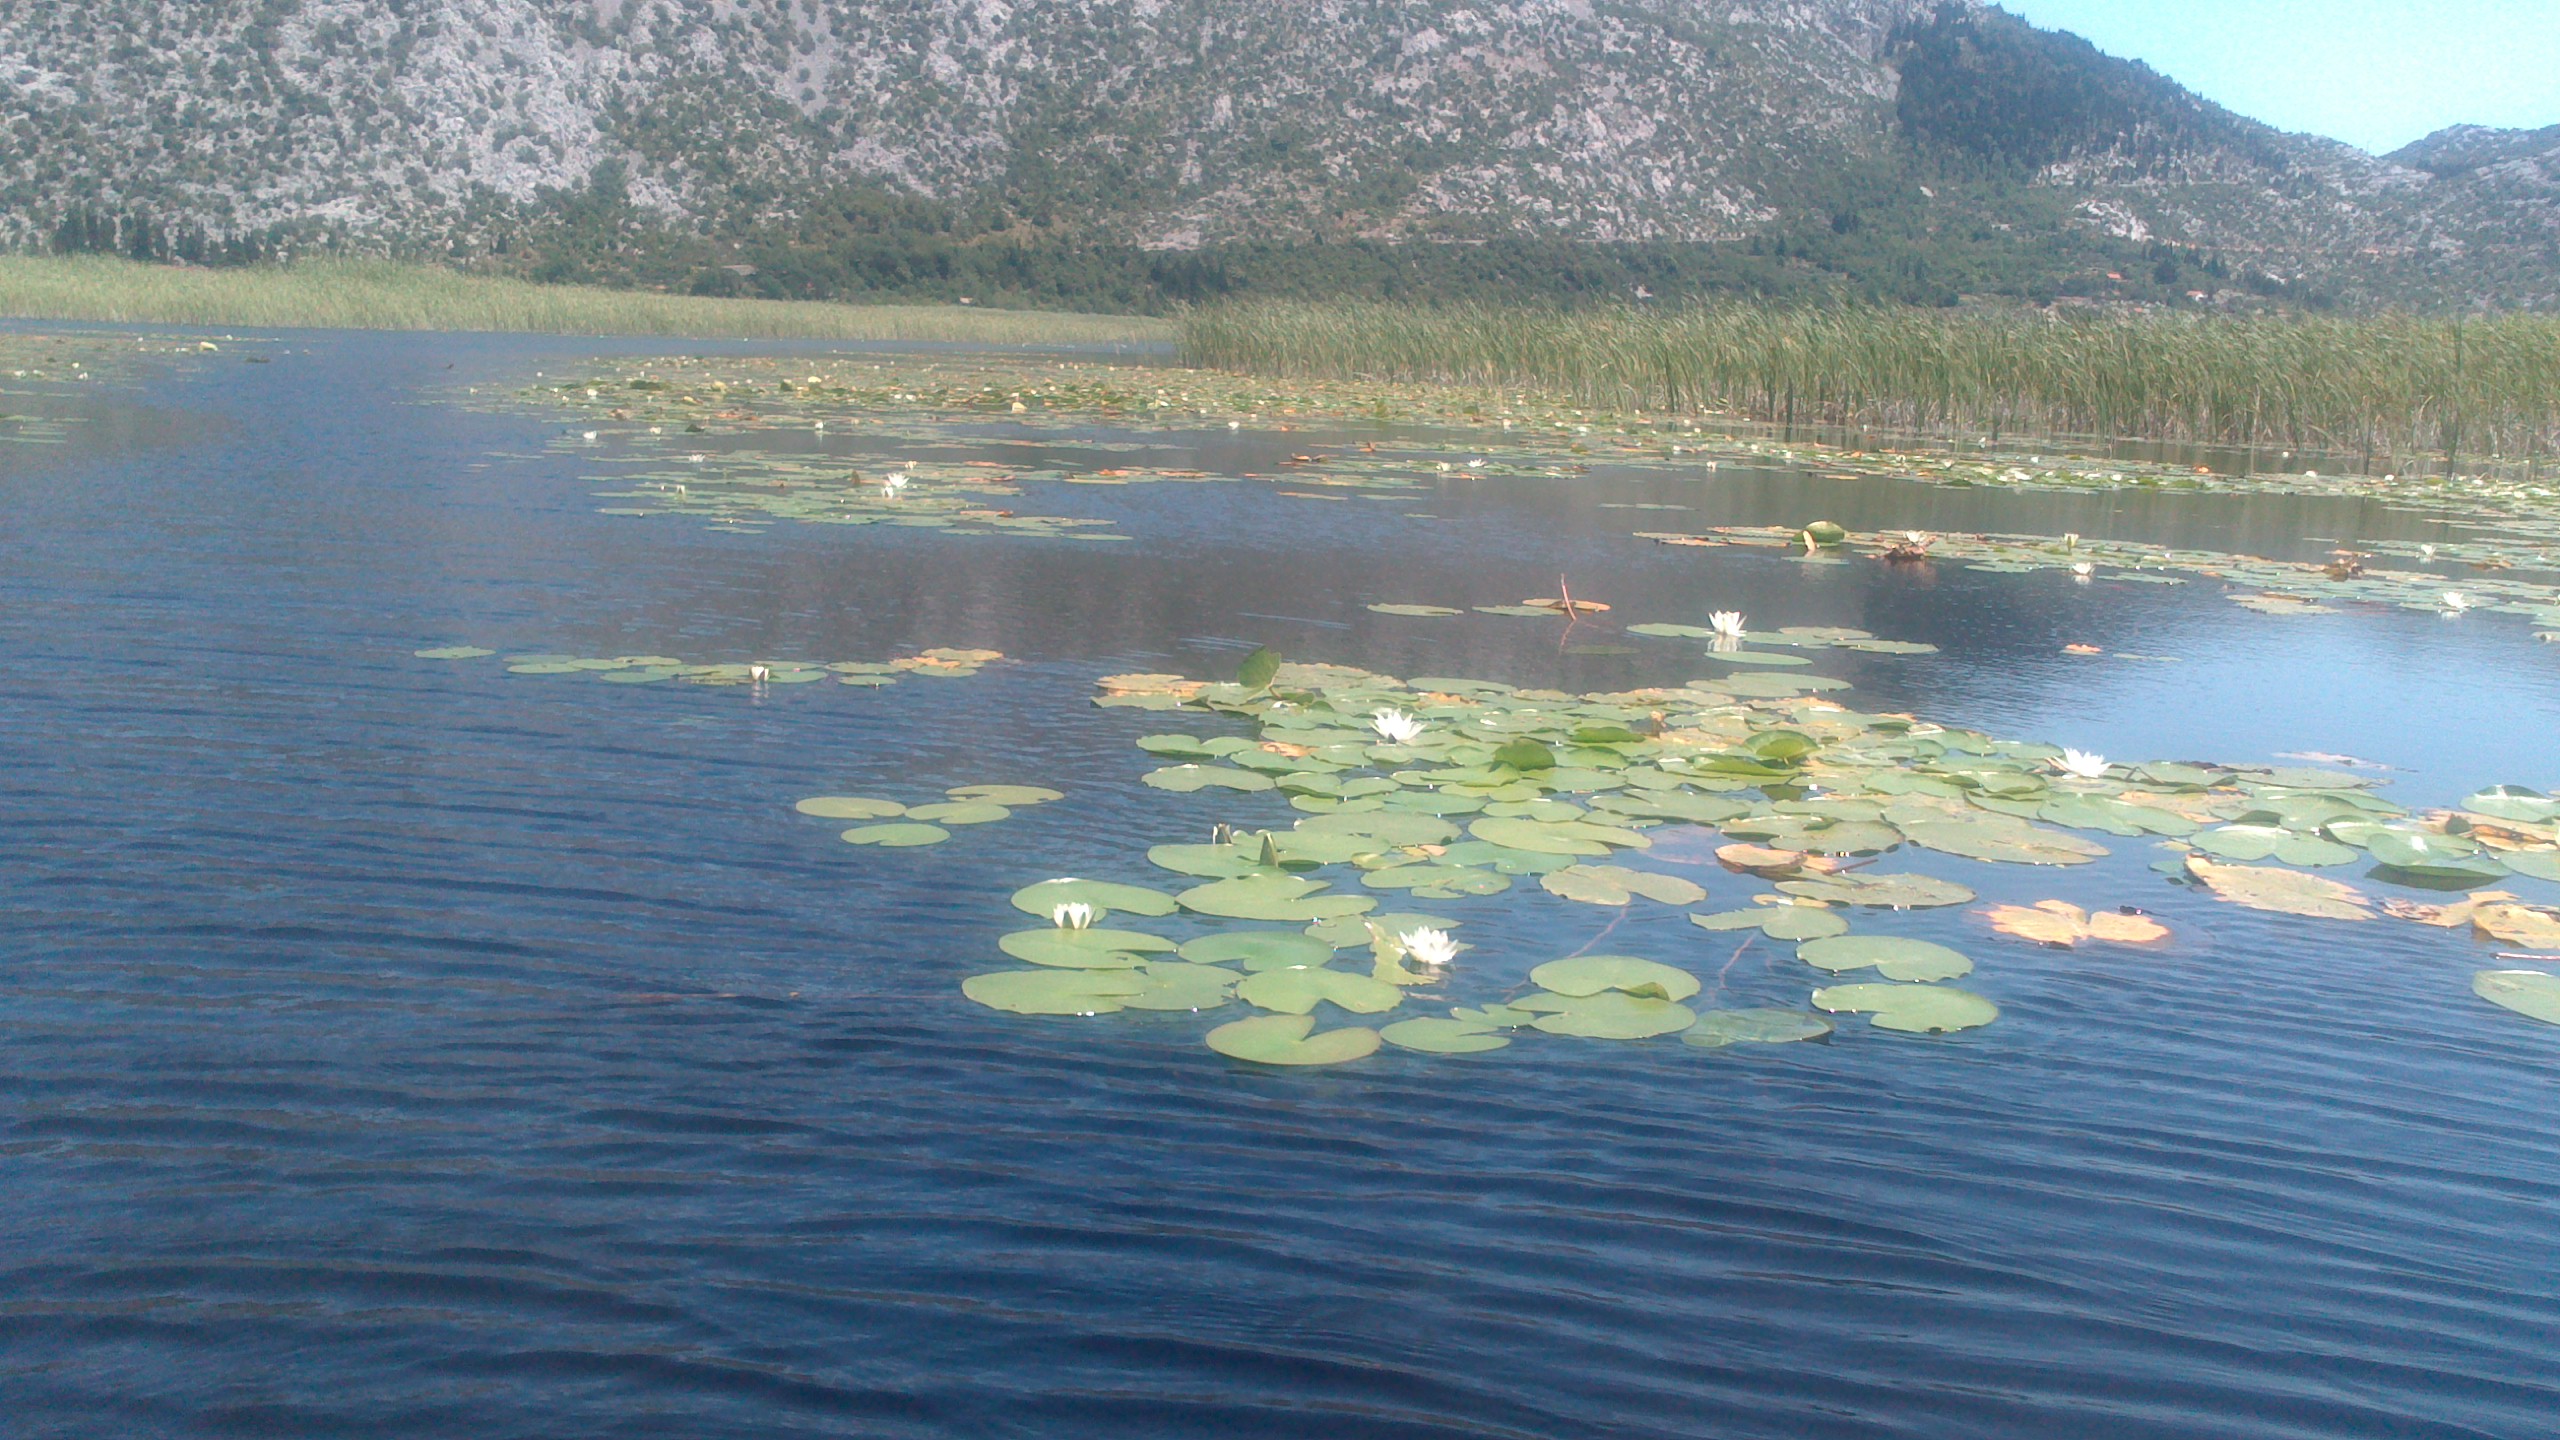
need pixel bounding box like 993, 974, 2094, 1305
748, 664, 771, 683
1371, 708, 1425, 745
2055, 749, 2110, 780
2072, 561, 2095, 579
2420, 543, 2437, 560
882, 472, 910, 497
2443, 591, 2472, 613
1398, 927, 1460, 968
1710, 611, 1748, 641
1052, 902, 1096, 930
582, 430, 598, 441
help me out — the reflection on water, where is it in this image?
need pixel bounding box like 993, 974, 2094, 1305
1, 328, 2557, 1439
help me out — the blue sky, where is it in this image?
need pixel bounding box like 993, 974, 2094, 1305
1996, 0, 2560, 154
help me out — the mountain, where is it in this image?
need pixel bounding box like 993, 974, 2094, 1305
1, 1, 2552, 309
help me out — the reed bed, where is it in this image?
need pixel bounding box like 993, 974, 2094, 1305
1183, 300, 2560, 470
0, 255, 1172, 347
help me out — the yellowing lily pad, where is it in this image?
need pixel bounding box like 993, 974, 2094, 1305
2185, 855, 2372, 921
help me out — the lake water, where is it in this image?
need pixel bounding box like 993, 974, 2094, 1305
3, 327, 2557, 1439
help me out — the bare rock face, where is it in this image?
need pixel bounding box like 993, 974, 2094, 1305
0, 0, 2549, 304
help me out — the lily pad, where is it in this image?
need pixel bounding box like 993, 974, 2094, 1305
2184, 856, 2372, 920
1528, 955, 1702, 1002
415, 645, 495, 659
1235, 966, 1405, 1016
2473, 970, 2560, 1026
1119, 962, 1240, 1012
1521, 991, 1699, 1040
1205, 1013, 1381, 1066
840, 822, 950, 847
1539, 864, 1708, 906
1367, 603, 1465, 617
796, 796, 908, 820
1379, 1017, 1512, 1054
1690, 907, 1851, 940
950, 784, 1064, 806
1684, 1009, 1836, 1048
1776, 872, 1976, 908
1308, 911, 1455, 947
1901, 818, 2107, 866
998, 927, 1176, 968
1812, 983, 2001, 1034
1796, 935, 1975, 982
1470, 816, 1650, 855
1181, 875, 1377, 922
1011, 879, 1182, 919
1143, 765, 1276, 793
962, 969, 1145, 1015
1179, 931, 1336, 970
905, 800, 1013, 826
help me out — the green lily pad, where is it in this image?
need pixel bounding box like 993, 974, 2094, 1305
1180, 875, 1377, 922
1698, 650, 1814, 667
1179, 931, 1336, 971
1812, 983, 2001, 1034
1368, 603, 1465, 616
1469, 817, 1648, 855
1521, 991, 1699, 1040
1379, 1018, 1512, 1054
1011, 879, 1182, 919
1901, 818, 2107, 866
1307, 911, 1455, 947
1775, 872, 1977, 908
2360, 827, 2511, 882
1491, 739, 1557, 772
1684, 1009, 1836, 1048
2500, 851, 2560, 883
1236, 647, 1281, 692
2474, 970, 2560, 1025
997, 928, 1176, 968
839, 822, 950, 847
415, 645, 495, 660
962, 969, 1145, 1015
796, 796, 909, 820
1205, 1013, 1380, 1066
1143, 765, 1276, 793
1691, 907, 1850, 940
2465, 787, 2560, 825
950, 784, 1064, 806
905, 800, 1013, 825
1119, 962, 1240, 1012
1148, 842, 1284, 879
1796, 935, 1975, 982
1297, 812, 1461, 847
1235, 966, 1405, 1016
1528, 955, 1702, 1002
1539, 865, 1708, 906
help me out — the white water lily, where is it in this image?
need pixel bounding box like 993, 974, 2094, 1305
2420, 543, 2436, 559
2443, 591, 2473, 613
581, 430, 598, 442
1398, 927, 1460, 968
1371, 708, 1425, 745
1710, 611, 1748, 641
2072, 561, 2095, 579
882, 471, 910, 497
1052, 902, 1097, 930
2055, 749, 2110, 780
748, 664, 771, 684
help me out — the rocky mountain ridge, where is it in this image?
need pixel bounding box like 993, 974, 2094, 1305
1, 1, 2552, 306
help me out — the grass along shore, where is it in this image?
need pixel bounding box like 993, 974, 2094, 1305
0, 255, 1171, 347
1183, 300, 2560, 474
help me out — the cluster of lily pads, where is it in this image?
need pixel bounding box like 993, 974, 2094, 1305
414, 645, 1005, 687
1643, 525, 2560, 637
941, 647, 2560, 1064
2, 332, 236, 446
495, 358, 2560, 562
796, 784, 1064, 849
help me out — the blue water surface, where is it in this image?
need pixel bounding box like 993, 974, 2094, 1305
2, 327, 2556, 1439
